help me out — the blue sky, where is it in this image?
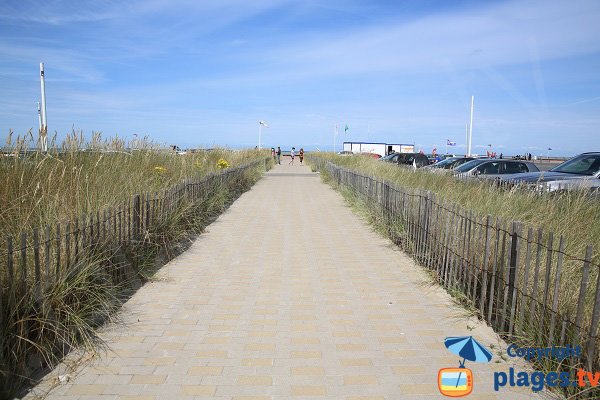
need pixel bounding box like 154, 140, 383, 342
1, 0, 599, 156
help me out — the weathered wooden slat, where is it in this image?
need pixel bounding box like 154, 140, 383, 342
508, 221, 521, 337
586, 258, 600, 371
575, 246, 593, 344
541, 232, 554, 317
479, 215, 492, 316
73, 217, 79, 263
518, 227, 534, 335
487, 218, 501, 325
548, 235, 566, 346
133, 194, 142, 241
65, 221, 71, 270
33, 228, 41, 301
465, 210, 474, 297
20, 232, 27, 291
6, 237, 14, 305
55, 223, 61, 276
44, 225, 51, 283
529, 228, 544, 329
493, 222, 507, 329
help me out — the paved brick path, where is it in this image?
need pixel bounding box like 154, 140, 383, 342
27, 164, 552, 399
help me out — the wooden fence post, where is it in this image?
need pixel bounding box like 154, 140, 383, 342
20, 232, 27, 292
548, 235, 566, 346
587, 261, 600, 371
507, 221, 521, 336
518, 227, 534, 334
479, 215, 492, 317
33, 228, 41, 301
575, 246, 593, 344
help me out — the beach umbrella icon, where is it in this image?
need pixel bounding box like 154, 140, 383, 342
443, 336, 492, 390
444, 336, 493, 365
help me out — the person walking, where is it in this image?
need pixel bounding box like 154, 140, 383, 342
299, 148, 304, 164
271, 147, 276, 163
289, 147, 295, 165
276, 146, 281, 164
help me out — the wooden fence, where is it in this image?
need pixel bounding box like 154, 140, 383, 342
0, 159, 267, 324
313, 158, 600, 372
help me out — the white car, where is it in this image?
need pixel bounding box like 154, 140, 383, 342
502, 152, 600, 191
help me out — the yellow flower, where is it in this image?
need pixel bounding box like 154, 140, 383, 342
216, 158, 230, 169
154, 165, 166, 174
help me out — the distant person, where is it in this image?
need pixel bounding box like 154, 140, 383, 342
271, 147, 276, 163
528, 153, 532, 161
289, 147, 295, 165
276, 146, 281, 164
299, 148, 304, 164
499, 153, 503, 159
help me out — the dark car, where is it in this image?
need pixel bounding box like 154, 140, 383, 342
423, 156, 476, 170
502, 152, 600, 191
395, 153, 430, 168
454, 159, 539, 179
379, 152, 401, 163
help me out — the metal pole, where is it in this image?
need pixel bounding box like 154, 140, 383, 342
37, 102, 42, 132
465, 123, 469, 156
468, 95, 474, 156
39, 62, 48, 152
258, 123, 261, 150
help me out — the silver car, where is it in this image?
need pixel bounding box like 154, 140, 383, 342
453, 159, 539, 179
502, 152, 600, 191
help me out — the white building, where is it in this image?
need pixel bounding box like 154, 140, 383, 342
342, 141, 414, 157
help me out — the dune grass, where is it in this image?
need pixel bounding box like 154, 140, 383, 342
0, 131, 270, 397
310, 153, 599, 261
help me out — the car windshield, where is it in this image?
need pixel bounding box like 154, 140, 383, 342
550, 154, 600, 176
380, 153, 396, 160
430, 157, 457, 168
454, 159, 487, 172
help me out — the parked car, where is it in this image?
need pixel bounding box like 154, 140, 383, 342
423, 156, 476, 170
501, 152, 600, 191
396, 153, 430, 168
453, 159, 539, 179
379, 152, 401, 163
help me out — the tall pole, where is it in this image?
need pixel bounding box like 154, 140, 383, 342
258, 123, 262, 150
468, 95, 474, 156
40, 62, 48, 152
37, 102, 42, 132
465, 123, 469, 156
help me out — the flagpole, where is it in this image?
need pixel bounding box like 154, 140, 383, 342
258, 122, 262, 150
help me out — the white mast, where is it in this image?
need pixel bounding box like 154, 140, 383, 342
258, 121, 268, 150
37, 102, 42, 132
465, 123, 469, 156
468, 95, 474, 156
39, 62, 48, 152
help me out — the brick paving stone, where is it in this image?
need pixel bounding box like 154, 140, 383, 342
26, 164, 556, 400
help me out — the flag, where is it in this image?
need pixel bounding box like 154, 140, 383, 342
447, 139, 456, 146
259, 121, 268, 127
344, 124, 349, 132
548, 147, 552, 151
